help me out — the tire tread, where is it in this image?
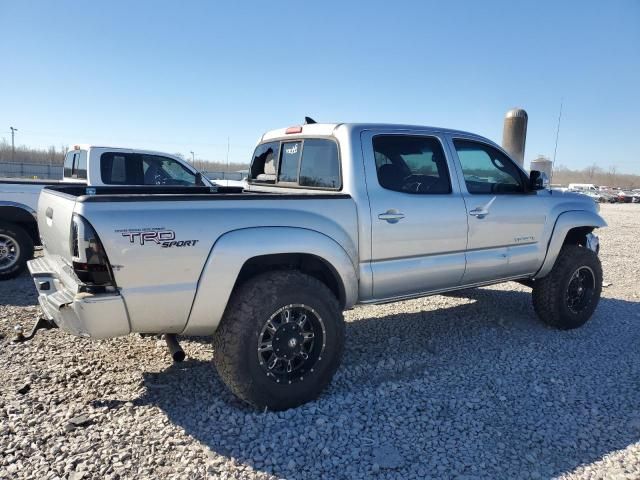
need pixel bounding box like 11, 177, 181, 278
212, 270, 344, 410
532, 244, 602, 329
0, 221, 33, 280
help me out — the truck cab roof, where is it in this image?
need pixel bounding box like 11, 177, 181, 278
261, 122, 494, 145
71, 145, 185, 160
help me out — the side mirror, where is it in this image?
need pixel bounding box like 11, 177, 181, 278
529, 170, 549, 190
195, 172, 203, 186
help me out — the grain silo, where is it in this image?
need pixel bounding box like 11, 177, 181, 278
502, 108, 528, 167
530, 155, 552, 179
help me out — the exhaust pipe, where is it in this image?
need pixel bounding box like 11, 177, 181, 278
165, 334, 185, 362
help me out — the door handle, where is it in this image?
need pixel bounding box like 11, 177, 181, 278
378, 210, 405, 223
469, 208, 488, 219
469, 196, 496, 219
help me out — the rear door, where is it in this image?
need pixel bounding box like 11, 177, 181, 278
447, 136, 547, 284
362, 130, 468, 300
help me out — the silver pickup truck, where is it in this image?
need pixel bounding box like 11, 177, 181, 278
28, 122, 606, 410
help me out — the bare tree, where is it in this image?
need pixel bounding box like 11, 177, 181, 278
0, 142, 66, 164
607, 166, 618, 186
584, 163, 601, 181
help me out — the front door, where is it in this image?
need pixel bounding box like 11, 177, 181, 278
448, 137, 547, 284
362, 130, 469, 300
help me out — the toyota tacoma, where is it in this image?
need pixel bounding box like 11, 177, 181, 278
27, 122, 606, 410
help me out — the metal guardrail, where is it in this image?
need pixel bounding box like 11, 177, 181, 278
0, 162, 63, 179
201, 171, 245, 181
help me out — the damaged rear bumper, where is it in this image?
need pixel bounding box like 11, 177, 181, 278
28, 256, 130, 338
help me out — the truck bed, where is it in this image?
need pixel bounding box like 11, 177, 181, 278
36, 183, 358, 336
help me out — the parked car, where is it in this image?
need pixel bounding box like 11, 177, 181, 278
599, 192, 619, 203
627, 191, 640, 203
0, 145, 215, 279
28, 122, 606, 410
568, 183, 598, 193
616, 191, 635, 203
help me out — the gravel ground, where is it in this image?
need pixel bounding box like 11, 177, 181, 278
1, 203, 639, 480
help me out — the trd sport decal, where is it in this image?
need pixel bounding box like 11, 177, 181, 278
116, 228, 199, 248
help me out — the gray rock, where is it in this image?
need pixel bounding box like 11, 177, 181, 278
66, 415, 92, 430
372, 445, 404, 469
17, 383, 31, 395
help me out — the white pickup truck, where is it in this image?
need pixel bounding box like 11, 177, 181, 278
0, 145, 214, 279
28, 122, 606, 410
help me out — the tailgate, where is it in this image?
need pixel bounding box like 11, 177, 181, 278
37, 188, 77, 262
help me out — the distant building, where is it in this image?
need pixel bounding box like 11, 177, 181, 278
502, 108, 528, 167
530, 155, 552, 179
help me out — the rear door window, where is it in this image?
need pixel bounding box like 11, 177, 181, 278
372, 135, 451, 194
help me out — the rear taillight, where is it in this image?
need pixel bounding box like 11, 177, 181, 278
70, 214, 116, 292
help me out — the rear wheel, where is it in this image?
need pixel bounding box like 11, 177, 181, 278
0, 222, 33, 280
532, 245, 602, 329
213, 270, 344, 410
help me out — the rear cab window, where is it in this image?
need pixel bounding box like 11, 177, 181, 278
249, 138, 341, 190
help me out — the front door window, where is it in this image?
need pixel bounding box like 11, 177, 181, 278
453, 140, 525, 194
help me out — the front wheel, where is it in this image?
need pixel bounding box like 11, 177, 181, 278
0, 221, 33, 280
213, 271, 345, 410
532, 244, 602, 329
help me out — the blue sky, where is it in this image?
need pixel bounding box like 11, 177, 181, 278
1, 0, 639, 172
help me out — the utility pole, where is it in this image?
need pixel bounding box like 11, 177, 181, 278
190, 151, 195, 164
226, 137, 230, 171
9, 126, 17, 161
